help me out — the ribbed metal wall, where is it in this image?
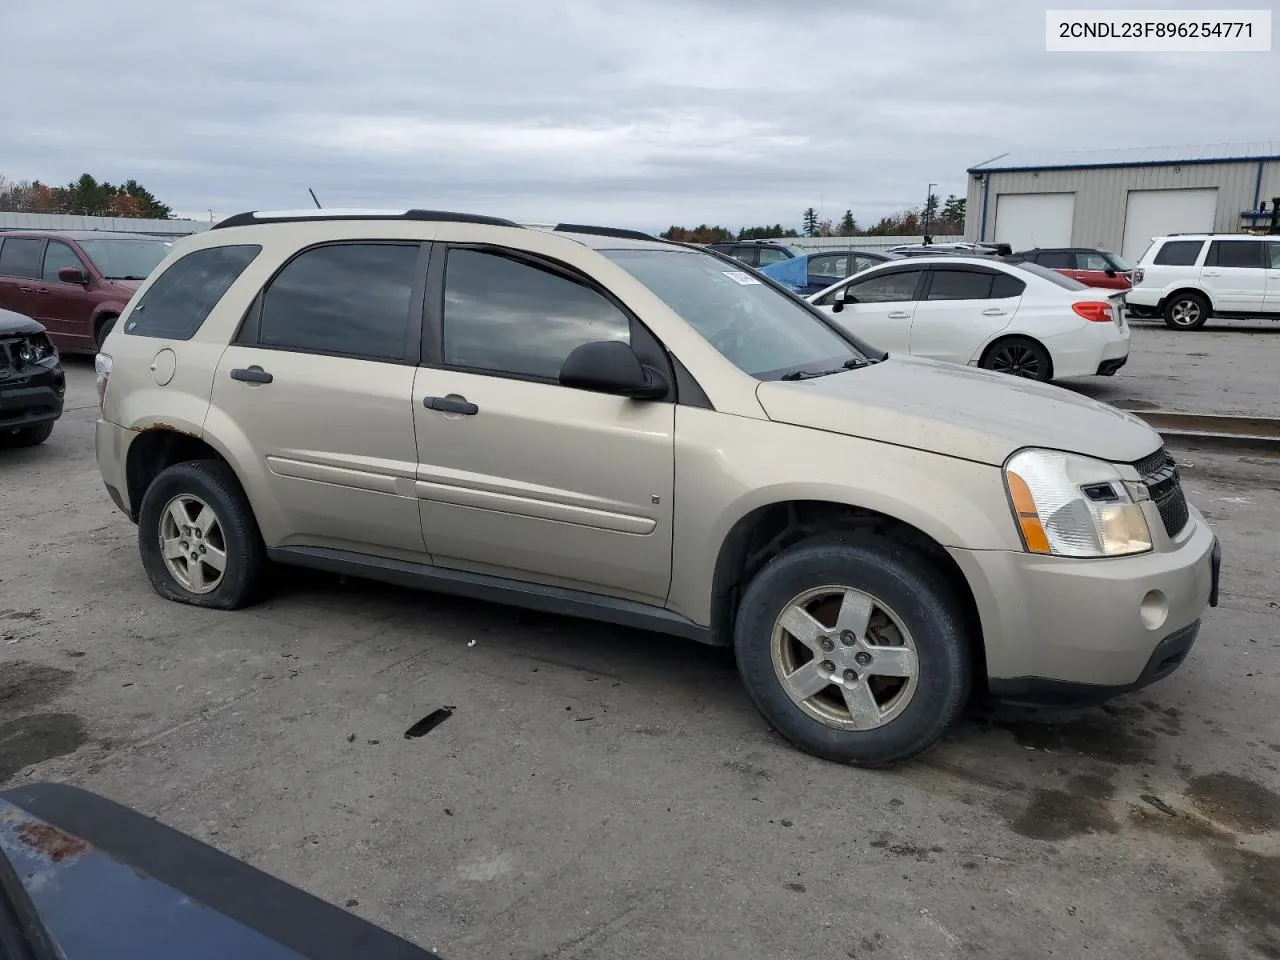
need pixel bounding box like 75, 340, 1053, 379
964, 160, 1280, 248
0, 212, 210, 235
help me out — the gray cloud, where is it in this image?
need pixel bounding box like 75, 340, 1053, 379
2, 0, 1274, 231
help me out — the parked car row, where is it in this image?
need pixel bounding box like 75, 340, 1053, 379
91, 209, 1218, 769
0, 230, 172, 353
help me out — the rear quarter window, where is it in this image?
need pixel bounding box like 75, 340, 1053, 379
124, 244, 261, 340
1153, 240, 1205, 267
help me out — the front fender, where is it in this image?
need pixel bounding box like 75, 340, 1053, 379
667, 408, 1019, 626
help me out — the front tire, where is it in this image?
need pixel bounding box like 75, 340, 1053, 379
137, 460, 266, 609
1163, 292, 1209, 331
733, 533, 971, 767
980, 336, 1052, 381
0, 422, 54, 447
94, 315, 117, 350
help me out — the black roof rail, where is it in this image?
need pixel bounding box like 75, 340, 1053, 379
211, 209, 523, 230
553, 223, 660, 242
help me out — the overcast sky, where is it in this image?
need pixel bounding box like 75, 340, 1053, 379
3, 0, 1276, 232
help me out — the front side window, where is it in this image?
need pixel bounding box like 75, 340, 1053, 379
126, 244, 261, 340
0, 238, 44, 279
605, 247, 866, 379
1078, 252, 1110, 271
41, 241, 83, 282
257, 243, 418, 361
1154, 240, 1205, 266
76, 239, 170, 281
926, 269, 993, 301
442, 249, 630, 379
1207, 240, 1264, 269
847, 269, 924, 303
1105, 252, 1134, 271
851, 255, 882, 274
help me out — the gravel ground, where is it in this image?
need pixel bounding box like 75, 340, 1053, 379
2, 356, 1277, 960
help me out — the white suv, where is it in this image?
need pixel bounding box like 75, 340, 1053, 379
1125, 234, 1280, 330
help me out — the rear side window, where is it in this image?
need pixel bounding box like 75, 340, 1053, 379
925, 269, 992, 300
256, 243, 419, 361
757, 247, 790, 266
1205, 240, 1264, 269
991, 274, 1027, 298
1008, 260, 1088, 290
1036, 251, 1073, 269
125, 244, 261, 340
42, 241, 83, 281
1153, 240, 1205, 266
0, 238, 44, 279
1270, 243, 1280, 269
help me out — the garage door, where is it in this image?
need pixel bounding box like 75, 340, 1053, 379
1121, 188, 1218, 263
993, 193, 1075, 251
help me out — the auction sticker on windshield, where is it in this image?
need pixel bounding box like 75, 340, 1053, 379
723, 271, 762, 285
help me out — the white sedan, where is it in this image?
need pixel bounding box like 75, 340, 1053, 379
807, 256, 1130, 381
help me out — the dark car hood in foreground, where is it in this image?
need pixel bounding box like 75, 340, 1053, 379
756, 354, 1161, 466
0, 784, 439, 960
0, 308, 45, 336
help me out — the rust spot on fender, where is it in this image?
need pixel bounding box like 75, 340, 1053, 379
17, 822, 91, 863
144, 423, 200, 438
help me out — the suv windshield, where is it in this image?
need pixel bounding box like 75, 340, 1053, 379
603, 248, 871, 380
77, 238, 171, 280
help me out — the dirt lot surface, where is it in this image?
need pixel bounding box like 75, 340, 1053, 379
2, 348, 1277, 960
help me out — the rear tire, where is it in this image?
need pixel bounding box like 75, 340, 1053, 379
0, 422, 54, 447
733, 532, 971, 767
979, 336, 1052, 382
1163, 292, 1209, 331
137, 460, 267, 609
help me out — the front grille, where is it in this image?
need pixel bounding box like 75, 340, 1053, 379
1133, 446, 1189, 538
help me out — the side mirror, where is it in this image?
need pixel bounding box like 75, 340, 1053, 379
1104, 268, 1117, 278
832, 288, 855, 313
559, 340, 668, 400
58, 266, 89, 284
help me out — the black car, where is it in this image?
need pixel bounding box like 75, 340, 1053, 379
0, 307, 64, 447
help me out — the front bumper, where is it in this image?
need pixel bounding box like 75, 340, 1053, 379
0, 361, 65, 430
949, 510, 1218, 703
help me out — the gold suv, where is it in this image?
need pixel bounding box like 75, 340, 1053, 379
95, 210, 1221, 766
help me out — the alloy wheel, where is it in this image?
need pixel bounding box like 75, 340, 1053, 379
158, 494, 227, 594
770, 585, 920, 731
988, 344, 1042, 378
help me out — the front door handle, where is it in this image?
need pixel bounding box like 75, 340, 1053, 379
982, 308, 1007, 316
423, 395, 478, 415
18, 286, 34, 294
1201, 270, 1221, 276
230, 366, 273, 384
887, 311, 911, 319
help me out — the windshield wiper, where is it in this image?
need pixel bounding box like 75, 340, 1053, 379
108, 275, 148, 280
780, 357, 872, 380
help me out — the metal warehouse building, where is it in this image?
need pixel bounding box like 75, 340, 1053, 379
964, 142, 1280, 263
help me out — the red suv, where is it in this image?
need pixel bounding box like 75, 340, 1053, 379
1013, 247, 1134, 290
0, 230, 172, 353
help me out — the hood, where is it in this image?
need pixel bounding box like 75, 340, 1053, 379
755, 355, 1161, 466
0, 306, 45, 335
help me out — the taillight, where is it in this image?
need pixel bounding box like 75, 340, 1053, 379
94, 353, 112, 408
1072, 301, 1114, 323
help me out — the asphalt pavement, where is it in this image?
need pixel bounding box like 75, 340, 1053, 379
2, 329, 1278, 960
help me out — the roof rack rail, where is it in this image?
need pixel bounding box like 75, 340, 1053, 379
553, 223, 659, 242
211, 209, 523, 230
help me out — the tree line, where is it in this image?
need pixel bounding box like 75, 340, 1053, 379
662, 194, 966, 244
0, 173, 173, 219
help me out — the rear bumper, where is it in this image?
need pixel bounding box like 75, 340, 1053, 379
96, 418, 135, 519
0, 363, 65, 430
1096, 355, 1127, 376
1044, 322, 1130, 380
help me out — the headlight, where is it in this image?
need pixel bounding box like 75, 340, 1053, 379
1005, 449, 1152, 558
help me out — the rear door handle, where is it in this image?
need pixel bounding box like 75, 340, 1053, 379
230, 366, 273, 384
887, 311, 911, 319
982, 308, 1007, 316
18, 286, 34, 293
423, 395, 478, 415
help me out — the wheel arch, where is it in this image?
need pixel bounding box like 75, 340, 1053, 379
1158, 285, 1214, 313
125, 427, 250, 524
707, 499, 987, 690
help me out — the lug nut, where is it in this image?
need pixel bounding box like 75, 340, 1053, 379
843, 670, 857, 682
840, 631, 856, 645
855, 651, 872, 666
821, 661, 835, 673
821, 639, 834, 651
198, 544, 206, 554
